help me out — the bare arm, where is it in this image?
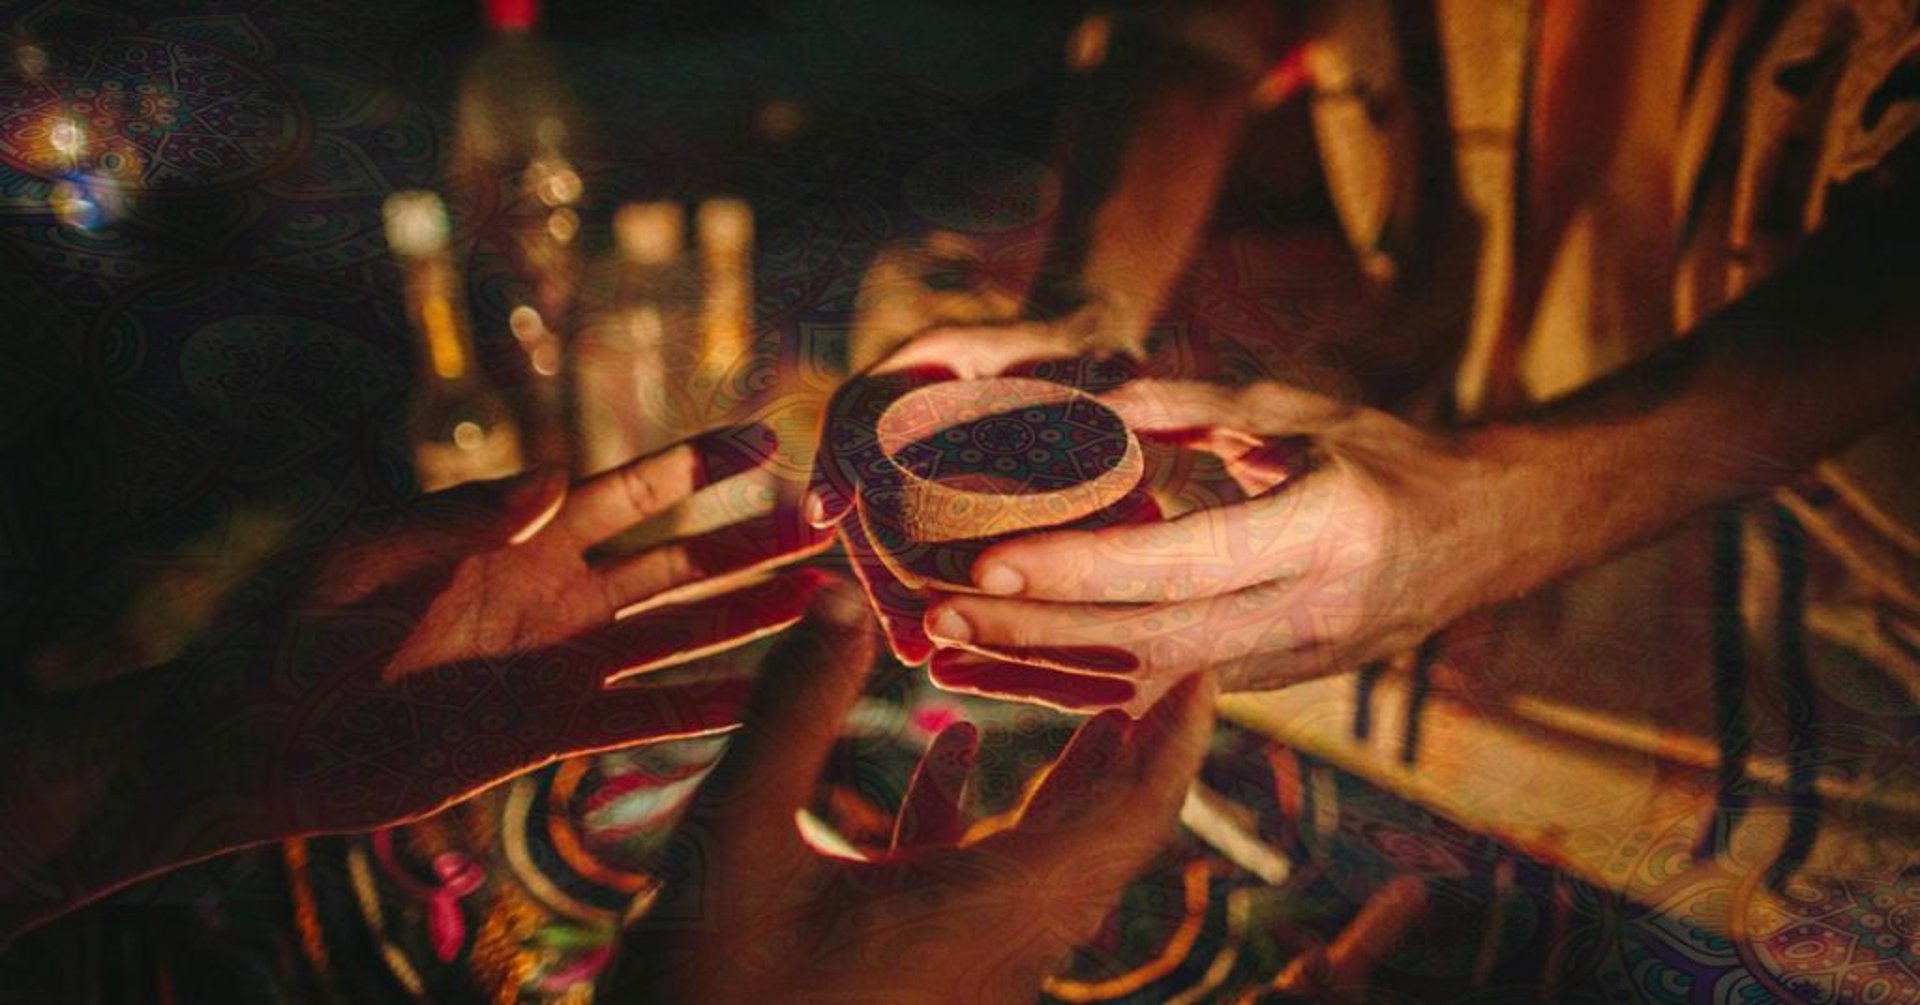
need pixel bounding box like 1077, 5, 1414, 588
1465, 172, 1920, 608
0, 432, 829, 939
1025, 0, 1284, 352
919, 167, 1920, 695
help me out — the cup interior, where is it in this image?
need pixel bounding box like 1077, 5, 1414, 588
875, 377, 1136, 502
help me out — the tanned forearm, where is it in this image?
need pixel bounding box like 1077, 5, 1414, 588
1027, 0, 1283, 350
1463, 177, 1920, 606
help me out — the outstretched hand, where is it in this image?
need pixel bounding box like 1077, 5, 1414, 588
162, 425, 837, 840
606, 582, 1216, 1004
816, 329, 1497, 709
810, 318, 1465, 709
807, 322, 1140, 671
923, 378, 1492, 703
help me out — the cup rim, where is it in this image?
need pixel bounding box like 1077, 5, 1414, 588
873, 376, 1144, 544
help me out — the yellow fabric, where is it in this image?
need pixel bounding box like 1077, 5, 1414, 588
1307, 0, 1920, 702
1274, 0, 1920, 953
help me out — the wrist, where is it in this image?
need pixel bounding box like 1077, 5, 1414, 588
1454, 416, 1703, 608
1449, 421, 1616, 608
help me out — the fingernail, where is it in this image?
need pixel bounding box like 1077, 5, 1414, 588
926, 605, 972, 644
697, 423, 779, 485
803, 490, 830, 527
975, 563, 1024, 596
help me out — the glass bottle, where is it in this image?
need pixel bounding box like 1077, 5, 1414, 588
384, 190, 524, 491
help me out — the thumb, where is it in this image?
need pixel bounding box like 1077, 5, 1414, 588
932, 673, 1215, 989
988, 671, 1215, 883
673, 578, 877, 884
891, 721, 979, 850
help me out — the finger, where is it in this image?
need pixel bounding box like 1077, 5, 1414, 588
372, 575, 824, 827
804, 439, 853, 530
869, 321, 1085, 379
1014, 710, 1130, 833
595, 568, 830, 684
1022, 673, 1212, 851
1102, 379, 1351, 436
1126, 671, 1218, 815
807, 369, 944, 529
312, 467, 567, 606
839, 506, 935, 664
926, 580, 1337, 696
935, 640, 1141, 675
964, 674, 1213, 938
962, 478, 1351, 603
929, 649, 1137, 712
593, 504, 836, 616
676, 579, 877, 879
556, 424, 777, 546
891, 721, 979, 851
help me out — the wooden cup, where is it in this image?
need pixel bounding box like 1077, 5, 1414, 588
861, 377, 1153, 591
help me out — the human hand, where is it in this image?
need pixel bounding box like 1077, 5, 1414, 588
605, 582, 1217, 1005
808, 321, 1140, 668
159, 425, 836, 842
918, 379, 1500, 707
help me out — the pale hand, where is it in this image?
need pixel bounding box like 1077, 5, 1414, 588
808, 320, 1140, 672
922, 378, 1500, 707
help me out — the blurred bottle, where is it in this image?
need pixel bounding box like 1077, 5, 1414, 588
452, 0, 574, 189
449, 0, 583, 472
384, 190, 524, 491
571, 202, 693, 474
492, 150, 580, 474
694, 197, 756, 422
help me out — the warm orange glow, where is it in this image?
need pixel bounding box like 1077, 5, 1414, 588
697, 197, 753, 376
545, 207, 579, 244
527, 157, 582, 208
615, 201, 684, 264
1067, 13, 1111, 73
48, 118, 83, 157
508, 305, 545, 341
420, 296, 467, 379
381, 191, 450, 259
